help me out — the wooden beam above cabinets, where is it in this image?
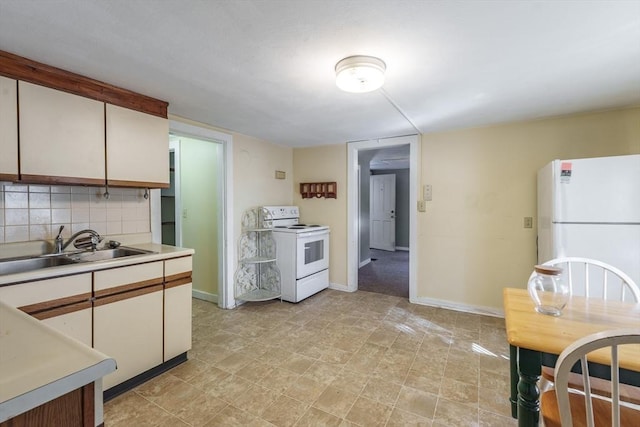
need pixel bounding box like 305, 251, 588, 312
0, 50, 168, 118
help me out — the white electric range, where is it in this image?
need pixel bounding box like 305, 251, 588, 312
263, 206, 330, 303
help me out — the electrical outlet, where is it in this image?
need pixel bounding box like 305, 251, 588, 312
183, 209, 188, 219
417, 200, 426, 212
524, 217, 533, 228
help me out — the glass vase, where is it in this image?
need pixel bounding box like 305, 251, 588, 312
528, 265, 569, 316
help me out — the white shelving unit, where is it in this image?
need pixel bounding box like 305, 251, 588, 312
234, 207, 282, 302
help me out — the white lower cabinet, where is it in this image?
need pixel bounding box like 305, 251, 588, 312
163, 256, 193, 361
0, 254, 193, 393
0, 273, 92, 346
41, 308, 93, 347
93, 261, 164, 390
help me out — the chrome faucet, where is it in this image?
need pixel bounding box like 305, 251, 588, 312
54, 226, 103, 253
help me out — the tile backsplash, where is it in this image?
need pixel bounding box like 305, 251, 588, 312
0, 183, 150, 244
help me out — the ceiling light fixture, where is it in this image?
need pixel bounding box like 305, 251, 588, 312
335, 55, 386, 93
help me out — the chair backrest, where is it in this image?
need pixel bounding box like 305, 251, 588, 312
533, 257, 640, 303
554, 329, 640, 427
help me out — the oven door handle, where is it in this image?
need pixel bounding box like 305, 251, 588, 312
298, 230, 329, 239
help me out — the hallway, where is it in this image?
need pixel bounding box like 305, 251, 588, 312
358, 249, 409, 298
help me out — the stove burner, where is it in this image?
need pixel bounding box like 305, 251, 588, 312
308, 225, 321, 227
288, 226, 305, 229
296, 224, 307, 226
275, 226, 288, 228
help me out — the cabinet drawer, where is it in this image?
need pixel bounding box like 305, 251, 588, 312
164, 256, 192, 277
0, 273, 92, 308
94, 261, 163, 294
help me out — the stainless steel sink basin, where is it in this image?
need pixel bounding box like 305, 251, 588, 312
67, 247, 155, 262
0, 247, 156, 276
0, 255, 78, 276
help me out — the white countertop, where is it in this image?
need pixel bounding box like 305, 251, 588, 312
0, 243, 194, 286
0, 300, 116, 422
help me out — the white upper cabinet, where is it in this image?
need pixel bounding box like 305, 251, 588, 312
0, 76, 18, 179
106, 104, 169, 187
18, 81, 105, 184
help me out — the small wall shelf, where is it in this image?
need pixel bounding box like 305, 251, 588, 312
300, 182, 337, 199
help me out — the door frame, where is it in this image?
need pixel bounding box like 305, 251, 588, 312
157, 119, 234, 309
347, 135, 419, 301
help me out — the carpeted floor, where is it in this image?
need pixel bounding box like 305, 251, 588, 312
358, 249, 409, 298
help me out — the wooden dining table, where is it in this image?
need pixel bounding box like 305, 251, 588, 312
503, 287, 640, 427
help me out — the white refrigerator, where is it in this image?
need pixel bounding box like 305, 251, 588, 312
537, 154, 640, 287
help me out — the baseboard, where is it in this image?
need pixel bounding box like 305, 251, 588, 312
103, 352, 187, 402
329, 282, 354, 292
359, 258, 371, 268
411, 295, 504, 318
395, 246, 409, 251
192, 289, 218, 303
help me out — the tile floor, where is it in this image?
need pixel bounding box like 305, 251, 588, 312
104, 290, 517, 426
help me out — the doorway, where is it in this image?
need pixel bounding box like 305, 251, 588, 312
347, 135, 419, 301
151, 120, 235, 309
358, 148, 410, 298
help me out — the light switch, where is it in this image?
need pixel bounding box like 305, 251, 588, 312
423, 184, 432, 201
182, 209, 188, 219
417, 200, 426, 212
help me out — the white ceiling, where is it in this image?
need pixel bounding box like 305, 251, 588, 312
1, 1, 639, 147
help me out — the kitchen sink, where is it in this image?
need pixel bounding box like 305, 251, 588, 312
0, 255, 78, 276
67, 247, 155, 262
0, 247, 156, 276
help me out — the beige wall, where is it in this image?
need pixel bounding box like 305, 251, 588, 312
292, 107, 640, 311
293, 144, 348, 287
169, 115, 293, 248
419, 108, 640, 310
232, 133, 293, 240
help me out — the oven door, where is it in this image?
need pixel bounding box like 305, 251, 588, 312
296, 230, 329, 279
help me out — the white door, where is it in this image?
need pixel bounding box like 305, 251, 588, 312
370, 174, 396, 251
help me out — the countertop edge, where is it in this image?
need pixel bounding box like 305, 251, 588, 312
0, 244, 194, 286
0, 359, 116, 423
0, 301, 117, 422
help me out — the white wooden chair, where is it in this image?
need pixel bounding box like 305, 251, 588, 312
533, 257, 640, 303
534, 257, 640, 402
541, 329, 640, 427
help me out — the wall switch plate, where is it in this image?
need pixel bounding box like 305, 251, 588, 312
275, 170, 286, 179
524, 217, 533, 228
417, 200, 426, 212
183, 209, 188, 219
423, 184, 432, 201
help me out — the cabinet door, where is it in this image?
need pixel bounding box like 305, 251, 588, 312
106, 104, 169, 188
164, 256, 193, 361
18, 81, 105, 185
0, 273, 92, 345
41, 308, 93, 347
94, 289, 163, 390
0, 76, 18, 180
93, 262, 164, 390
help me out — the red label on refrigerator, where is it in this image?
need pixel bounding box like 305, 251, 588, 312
560, 162, 572, 183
